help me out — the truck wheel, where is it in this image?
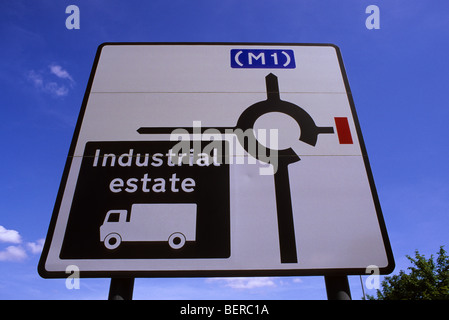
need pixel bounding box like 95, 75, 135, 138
104, 233, 121, 250
168, 232, 186, 249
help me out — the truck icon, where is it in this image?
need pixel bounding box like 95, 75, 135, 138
100, 203, 197, 250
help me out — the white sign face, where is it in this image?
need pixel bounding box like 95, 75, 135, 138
39, 43, 394, 278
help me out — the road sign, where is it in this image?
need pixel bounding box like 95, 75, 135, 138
39, 43, 394, 278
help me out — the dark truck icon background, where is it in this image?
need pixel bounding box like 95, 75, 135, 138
59, 140, 230, 260
100, 203, 197, 250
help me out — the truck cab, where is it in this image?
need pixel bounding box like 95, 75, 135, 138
100, 210, 127, 249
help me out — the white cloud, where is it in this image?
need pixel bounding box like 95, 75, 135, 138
0, 226, 44, 262
27, 239, 45, 254
45, 81, 69, 97
27, 70, 44, 88
207, 277, 276, 289
0, 225, 22, 244
27, 64, 74, 97
49, 64, 74, 83
0, 245, 27, 262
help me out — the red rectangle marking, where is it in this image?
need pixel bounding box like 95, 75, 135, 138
335, 117, 353, 144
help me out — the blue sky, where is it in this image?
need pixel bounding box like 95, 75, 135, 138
0, 0, 448, 300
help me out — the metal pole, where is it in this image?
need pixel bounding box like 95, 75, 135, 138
325, 275, 352, 300
108, 278, 135, 300
360, 275, 366, 300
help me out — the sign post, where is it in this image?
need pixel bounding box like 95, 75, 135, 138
39, 43, 394, 297
108, 278, 134, 300
325, 276, 352, 300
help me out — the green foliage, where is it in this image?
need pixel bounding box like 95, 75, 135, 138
368, 246, 449, 300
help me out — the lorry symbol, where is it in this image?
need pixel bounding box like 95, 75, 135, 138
100, 203, 197, 250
